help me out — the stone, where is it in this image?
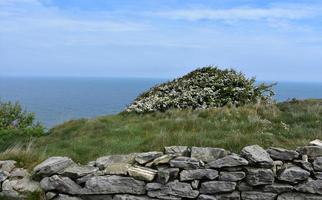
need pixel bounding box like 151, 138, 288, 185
218, 171, 246, 181
0, 170, 9, 182
46, 192, 57, 200
135, 151, 163, 164
146, 154, 175, 167
180, 169, 218, 181
40, 175, 82, 195
295, 179, 322, 194
277, 166, 310, 183
53, 194, 82, 200
246, 168, 274, 186
33, 157, 75, 179
191, 180, 199, 189
207, 154, 248, 168
104, 163, 131, 175
310, 139, 322, 147
237, 181, 253, 191
157, 167, 179, 184
198, 192, 240, 200
147, 180, 199, 199
114, 195, 157, 200
315, 172, 322, 179
146, 182, 163, 191
61, 165, 99, 179
297, 146, 322, 159
191, 147, 227, 163
0, 160, 16, 173
241, 191, 277, 200
267, 147, 299, 161
200, 181, 236, 194
95, 154, 136, 170
169, 156, 203, 169
2, 177, 41, 194
81, 195, 113, 200
128, 166, 157, 182
164, 146, 190, 156
294, 159, 314, 171
313, 157, 322, 171
198, 195, 216, 200
84, 175, 146, 195
277, 192, 322, 200
262, 183, 293, 194
10, 168, 29, 178
241, 145, 273, 167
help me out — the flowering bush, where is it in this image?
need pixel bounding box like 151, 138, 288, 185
126, 66, 275, 113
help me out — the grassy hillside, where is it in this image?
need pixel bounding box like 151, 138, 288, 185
1, 99, 321, 169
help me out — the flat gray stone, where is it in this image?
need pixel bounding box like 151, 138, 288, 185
200, 181, 236, 194
128, 166, 157, 182
33, 157, 75, 179
267, 147, 299, 161
61, 165, 98, 179
278, 166, 310, 183
295, 179, 322, 194
157, 167, 179, 184
40, 175, 82, 195
2, 177, 41, 194
198, 195, 216, 200
277, 192, 322, 200
294, 160, 314, 171
95, 154, 136, 170
81, 195, 113, 200
46, 192, 57, 200
135, 152, 163, 165
297, 146, 322, 159
313, 157, 322, 171
237, 181, 253, 191
10, 168, 29, 178
0, 170, 9, 182
241, 145, 273, 167
0, 160, 16, 173
170, 156, 203, 169
191, 147, 227, 163
146, 154, 175, 167
84, 175, 146, 195
114, 195, 157, 200
262, 183, 293, 194
164, 146, 190, 156
53, 194, 82, 200
198, 192, 240, 200
246, 168, 274, 186
207, 154, 248, 168
180, 169, 218, 181
310, 139, 322, 147
218, 171, 245, 181
241, 191, 277, 200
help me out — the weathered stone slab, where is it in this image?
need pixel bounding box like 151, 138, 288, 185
157, 167, 179, 184
313, 157, 322, 171
241, 191, 277, 200
218, 171, 245, 181
0, 160, 16, 173
170, 156, 203, 169
40, 175, 82, 195
10, 168, 29, 178
146, 154, 175, 167
241, 145, 273, 167
267, 147, 299, 161
128, 166, 157, 182
95, 154, 136, 170
0, 170, 9, 182
294, 159, 314, 171
80, 194, 113, 200
297, 146, 322, 159
180, 169, 218, 181
200, 181, 236, 194
84, 175, 146, 195
53, 194, 82, 200
33, 157, 75, 179
295, 179, 322, 194
310, 139, 322, 147
135, 152, 163, 165
191, 147, 227, 163
61, 165, 98, 179
277, 192, 322, 200
164, 146, 190, 156
2, 177, 41, 195
198, 191, 240, 200
114, 194, 157, 200
262, 183, 293, 194
207, 154, 248, 168
246, 168, 274, 186
277, 166, 310, 183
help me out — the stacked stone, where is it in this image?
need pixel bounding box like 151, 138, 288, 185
2, 142, 322, 199
0, 160, 41, 199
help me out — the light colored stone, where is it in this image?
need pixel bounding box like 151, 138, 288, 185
61, 164, 99, 179
262, 183, 293, 194
2, 177, 41, 195
219, 171, 245, 181
241, 191, 277, 200
170, 156, 203, 169
277, 192, 322, 200
246, 168, 274, 186
33, 157, 75, 179
146, 154, 175, 167
53, 194, 82, 200
157, 167, 179, 184
128, 166, 157, 182
277, 166, 310, 183
114, 194, 157, 200
310, 139, 322, 147
10, 168, 29, 178
46, 192, 57, 200
95, 154, 136, 170
0, 160, 16, 172
297, 146, 322, 159
84, 175, 146, 195
164, 146, 190, 156
191, 147, 227, 163
40, 175, 82, 195
0, 170, 9, 182
207, 154, 248, 168
104, 163, 131, 175
135, 152, 163, 165
295, 179, 322, 194
267, 147, 299, 161
313, 157, 322, 171
241, 145, 273, 167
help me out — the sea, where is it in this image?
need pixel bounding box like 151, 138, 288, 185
0, 77, 322, 128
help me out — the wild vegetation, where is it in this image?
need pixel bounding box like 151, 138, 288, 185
126, 66, 274, 113
1, 99, 321, 169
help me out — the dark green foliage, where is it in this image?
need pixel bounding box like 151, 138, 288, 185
126, 66, 275, 113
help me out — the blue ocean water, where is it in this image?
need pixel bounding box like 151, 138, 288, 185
0, 77, 321, 128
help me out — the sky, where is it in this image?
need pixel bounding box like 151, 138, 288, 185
1, 0, 322, 81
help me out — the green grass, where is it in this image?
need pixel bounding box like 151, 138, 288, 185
1, 99, 322, 168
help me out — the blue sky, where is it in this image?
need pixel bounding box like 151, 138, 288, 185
1, 0, 322, 81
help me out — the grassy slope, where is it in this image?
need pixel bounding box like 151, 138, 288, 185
24, 99, 321, 165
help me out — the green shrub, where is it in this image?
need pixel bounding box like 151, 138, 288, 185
126, 66, 275, 113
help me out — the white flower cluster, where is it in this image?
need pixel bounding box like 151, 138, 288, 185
125, 66, 274, 113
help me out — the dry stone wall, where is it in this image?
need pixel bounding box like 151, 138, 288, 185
1, 142, 322, 200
